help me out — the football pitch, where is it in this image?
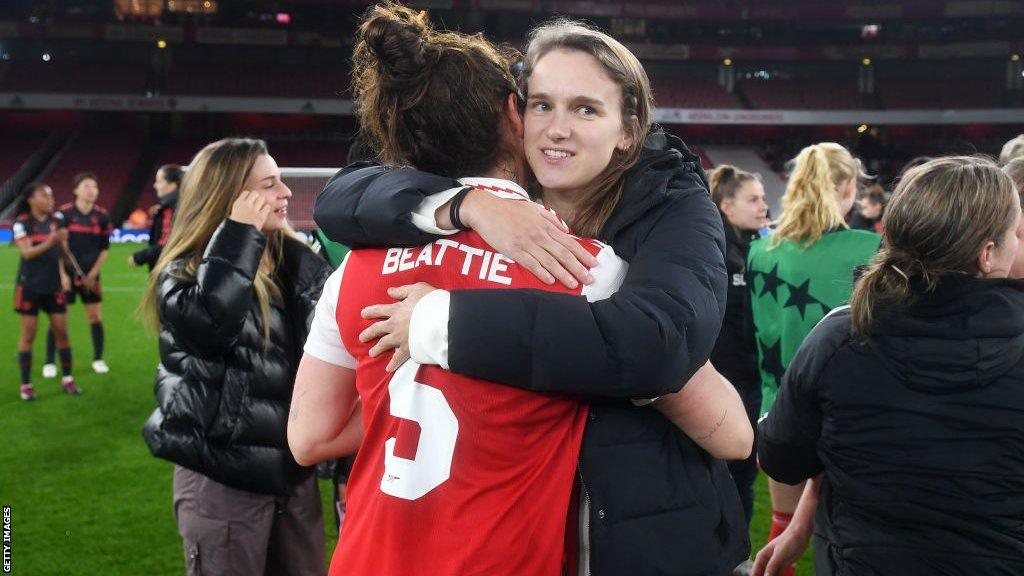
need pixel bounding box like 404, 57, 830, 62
0, 243, 809, 575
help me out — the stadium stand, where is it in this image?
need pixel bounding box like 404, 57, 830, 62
736, 79, 803, 110
655, 77, 740, 109
41, 131, 147, 208
0, 60, 150, 94
798, 78, 863, 110
164, 62, 350, 99
0, 132, 48, 189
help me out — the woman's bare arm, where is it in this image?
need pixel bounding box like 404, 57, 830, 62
652, 361, 754, 460
288, 354, 361, 466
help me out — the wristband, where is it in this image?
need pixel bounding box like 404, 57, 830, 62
448, 187, 473, 231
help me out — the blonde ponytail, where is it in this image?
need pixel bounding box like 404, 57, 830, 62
772, 143, 859, 248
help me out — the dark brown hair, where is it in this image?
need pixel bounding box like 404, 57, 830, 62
72, 171, 98, 190
860, 183, 887, 206
16, 181, 49, 216
709, 164, 760, 206
351, 1, 520, 177
850, 156, 1018, 336
520, 19, 653, 238
158, 164, 183, 186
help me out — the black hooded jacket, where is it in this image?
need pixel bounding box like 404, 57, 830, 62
313, 132, 749, 575
133, 190, 178, 270
142, 219, 332, 495
710, 218, 760, 389
759, 277, 1024, 575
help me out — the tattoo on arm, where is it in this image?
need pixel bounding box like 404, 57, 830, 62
697, 408, 728, 441
289, 389, 310, 422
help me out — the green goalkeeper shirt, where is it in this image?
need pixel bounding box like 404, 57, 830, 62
749, 228, 880, 416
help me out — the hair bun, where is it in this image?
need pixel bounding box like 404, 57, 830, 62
359, 4, 434, 88
709, 164, 737, 190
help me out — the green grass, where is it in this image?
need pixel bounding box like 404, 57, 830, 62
0, 243, 809, 575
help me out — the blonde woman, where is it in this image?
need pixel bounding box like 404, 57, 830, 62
747, 142, 880, 575
141, 138, 330, 576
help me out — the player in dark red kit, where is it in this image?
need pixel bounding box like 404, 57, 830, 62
12, 182, 80, 400
43, 172, 113, 377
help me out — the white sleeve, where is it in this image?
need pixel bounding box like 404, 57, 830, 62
581, 243, 629, 302
409, 187, 465, 235
12, 221, 26, 241
408, 289, 451, 369
303, 255, 358, 368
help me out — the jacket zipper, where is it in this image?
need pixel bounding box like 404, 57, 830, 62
577, 460, 592, 576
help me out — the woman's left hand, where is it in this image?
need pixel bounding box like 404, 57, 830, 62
359, 282, 438, 372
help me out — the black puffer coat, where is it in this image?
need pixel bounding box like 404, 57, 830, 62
760, 277, 1024, 575
142, 219, 331, 495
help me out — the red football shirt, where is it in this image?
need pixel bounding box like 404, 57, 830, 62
309, 178, 625, 576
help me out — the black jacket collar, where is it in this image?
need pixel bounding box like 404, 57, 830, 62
873, 277, 1024, 391
599, 129, 709, 241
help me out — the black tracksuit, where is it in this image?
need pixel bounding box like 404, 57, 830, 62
709, 219, 761, 527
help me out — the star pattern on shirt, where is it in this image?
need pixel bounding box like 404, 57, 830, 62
751, 268, 831, 319
757, 264, 785, 300
783, 279, 817, 319
758, 337, 785, 384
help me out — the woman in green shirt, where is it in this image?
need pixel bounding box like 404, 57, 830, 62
748, 142, 880, 576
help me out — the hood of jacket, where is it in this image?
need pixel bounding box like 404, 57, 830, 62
871, 277, 1024, 393
599, 129, 710, 242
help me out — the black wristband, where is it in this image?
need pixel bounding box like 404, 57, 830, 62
449, 187, 472, 231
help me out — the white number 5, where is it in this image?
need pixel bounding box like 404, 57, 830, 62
381, 361, 459, 500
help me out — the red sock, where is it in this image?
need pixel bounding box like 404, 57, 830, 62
768, 510, 797, 576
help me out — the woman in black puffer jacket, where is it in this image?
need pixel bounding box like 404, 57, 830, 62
757, 157, 1024, 575
141, 138, 331, 576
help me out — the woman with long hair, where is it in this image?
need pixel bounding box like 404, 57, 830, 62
313, 11, 749, 575
11, 182, 78, 400
746, 142, 880, 576
756, 156, 1024, 575
141, 138, 330, 576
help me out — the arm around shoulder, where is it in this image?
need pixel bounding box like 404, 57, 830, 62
314, 163, 462, 248
448, 187, 728, 399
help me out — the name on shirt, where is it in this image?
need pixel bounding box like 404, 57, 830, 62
382, 239, 513, 286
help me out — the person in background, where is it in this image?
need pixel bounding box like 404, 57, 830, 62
1000, 133, 1024, 165
755, 156, 1024, 576
747, 142, 881, 576
1004, 157, 1024, 278
848, 183, 887, 234
707, 164, 769, 575
130, 164, 181, 271
12, 182, 79, 400
141, 138, 330, 576
44, 172, 112, 377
